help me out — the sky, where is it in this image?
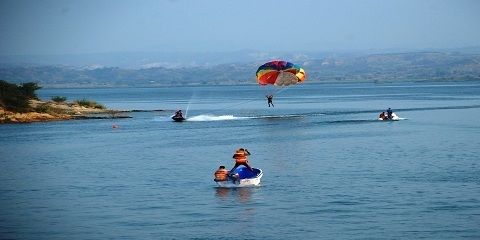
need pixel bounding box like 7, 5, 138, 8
1, 0, 480, 56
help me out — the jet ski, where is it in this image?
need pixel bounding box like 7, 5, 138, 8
379, 112, 400, 121
172, 114, 186, 122
215, 167, 263, 187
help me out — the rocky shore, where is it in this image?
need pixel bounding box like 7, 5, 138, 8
0, 100, 128, 123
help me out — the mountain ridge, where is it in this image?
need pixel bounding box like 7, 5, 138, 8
1, 50, 479, 88
2, 47, 480, 69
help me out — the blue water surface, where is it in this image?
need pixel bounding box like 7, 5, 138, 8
1, 82, 480, 239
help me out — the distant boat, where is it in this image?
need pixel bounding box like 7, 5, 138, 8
215, 167, 263, 187
378, 112, 400, 121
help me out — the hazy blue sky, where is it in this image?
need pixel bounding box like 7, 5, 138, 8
1, 0, 479, 55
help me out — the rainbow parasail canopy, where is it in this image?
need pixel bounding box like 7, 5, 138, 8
256, 61, 306, 86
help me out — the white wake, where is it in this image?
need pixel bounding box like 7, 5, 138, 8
187, 115, 248, 121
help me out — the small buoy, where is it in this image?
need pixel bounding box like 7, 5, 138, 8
112, 125, 118, 129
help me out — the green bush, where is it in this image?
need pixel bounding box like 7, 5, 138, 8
73, 98, 106, 109
35, 103, 68, 115
51, 96, 67, 103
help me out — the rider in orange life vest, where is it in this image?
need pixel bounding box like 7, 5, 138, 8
379, 112, 387, 120
214, 166, 229, 181
230, 148, 253, 172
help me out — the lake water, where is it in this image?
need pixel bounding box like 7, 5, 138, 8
1, 82, 480, 239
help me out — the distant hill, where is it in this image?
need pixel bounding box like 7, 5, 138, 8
0, 50, 327, 69
1, 51, 479, 87
304, 52, 480, 83
2, 47, 480, 69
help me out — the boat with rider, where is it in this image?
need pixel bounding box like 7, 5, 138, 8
172, 110, 186, 122
172, 115, 186, 122
379, 112, 400, 121
214, 167, 263, 187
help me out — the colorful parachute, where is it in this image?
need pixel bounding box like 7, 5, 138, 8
256, 61, 306, 86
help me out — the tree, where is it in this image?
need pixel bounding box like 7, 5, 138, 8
0, 80, 41, 112
19, 82, 42, 99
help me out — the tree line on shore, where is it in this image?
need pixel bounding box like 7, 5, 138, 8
0, 80, 41, 113
0, 80, 106, 115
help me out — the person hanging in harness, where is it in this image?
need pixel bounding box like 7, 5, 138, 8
266, 95, 274, 107
230, 148, 254, 172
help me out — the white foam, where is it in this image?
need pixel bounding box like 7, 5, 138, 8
187, 115, 247, 121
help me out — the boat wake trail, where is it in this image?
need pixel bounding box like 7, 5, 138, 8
187, 115, 250, 121
327, 117, 408, 125
188, 113, 325, 121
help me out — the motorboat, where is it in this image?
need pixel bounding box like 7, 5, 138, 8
379, 112, 400, 121
215, 167, 263, 187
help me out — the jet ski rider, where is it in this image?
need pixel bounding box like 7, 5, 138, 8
175, 110, 183, 117
214, 166, 229, 182
387, 108, 393, 119
379, 112, 387, 120
230, 148, 254, 172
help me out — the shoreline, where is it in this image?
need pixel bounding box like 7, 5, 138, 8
1, 100, 138, 124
